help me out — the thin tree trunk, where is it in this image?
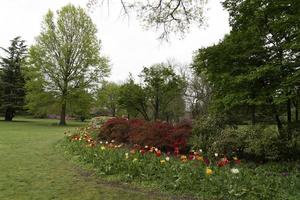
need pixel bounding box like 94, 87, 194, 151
251, 105, 256, 125
154, 97, 160, 121
4, 107, 14, 121
272, 105, 282, 130
296, 106, 299, 122
112, 107, 116, 117
275, 114, 282, 130
59, 100, 67, 126
287, 99, 292, 124
294, 101, 298, 122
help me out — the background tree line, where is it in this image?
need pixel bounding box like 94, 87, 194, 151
0, 4, 208, 124
191, 0, 300, 160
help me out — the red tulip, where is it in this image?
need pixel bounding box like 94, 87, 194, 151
235, 159, 241, 165
174, 147, 179, 156
204, 158, 210, 166
140, 149, 145, 155
156, 150, 161, 157
217, 157, 229, 167
188, 155, 195, 160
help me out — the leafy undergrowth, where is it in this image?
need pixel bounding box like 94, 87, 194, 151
60, 127, 300, 200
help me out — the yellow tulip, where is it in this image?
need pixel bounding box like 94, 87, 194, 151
206, 168, 213, 175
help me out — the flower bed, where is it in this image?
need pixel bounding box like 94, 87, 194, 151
61, 125, 300, 200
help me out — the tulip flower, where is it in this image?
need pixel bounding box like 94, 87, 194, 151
206, 168, 213, 175
125, 153, 129, 159
156, 150, 161, 157
160, 160, 166, 164
230, 168, 239, 174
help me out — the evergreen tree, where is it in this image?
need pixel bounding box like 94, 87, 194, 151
0, 37, 27, 121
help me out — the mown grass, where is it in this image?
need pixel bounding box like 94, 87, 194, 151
0, 118, 164, 200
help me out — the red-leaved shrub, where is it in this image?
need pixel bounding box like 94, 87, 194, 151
167, 120, 192, 153
129, 121, 173, 149
98, 118, 192, 153
98, 117, 130, 143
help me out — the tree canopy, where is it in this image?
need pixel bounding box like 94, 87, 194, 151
97, 82, 122, 117
193, 0, 300, 133
140, 63, 186, 121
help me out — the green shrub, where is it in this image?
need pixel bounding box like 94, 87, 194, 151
211, 125, 281, 160
189, 115, 225, 153
210, 127, 246, 158
242, 125, 280, 160
89, 116, 111, 129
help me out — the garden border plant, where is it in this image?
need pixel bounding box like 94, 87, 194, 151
60, 117, 300, 200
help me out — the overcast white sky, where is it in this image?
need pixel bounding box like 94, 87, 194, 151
0, 0, 230, 82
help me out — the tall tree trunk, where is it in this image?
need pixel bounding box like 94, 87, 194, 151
275, 114, 282, 130
59, 100, 67, 126
287, 99, 292, 124
294, 100, 298, 122
112, 107, 116, 117
296, 105, 299, 122
154, 97, 160, 121
251, 105, 256, 125
4, 107, 14, 121
272, 105, 282, 130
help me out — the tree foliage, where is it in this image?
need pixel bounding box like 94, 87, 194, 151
27, 4, 110, 125
119, 76, 150, 120
97, 82, 122, 117
69, 89, 94, 122
193, 0, 300, 135
0, 37, 27, 121
140, 63, 186, 121
118, 64, 186, 121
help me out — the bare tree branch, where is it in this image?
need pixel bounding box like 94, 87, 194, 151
87, 0, 208, 40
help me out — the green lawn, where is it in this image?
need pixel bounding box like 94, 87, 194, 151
0, 118, 163, 200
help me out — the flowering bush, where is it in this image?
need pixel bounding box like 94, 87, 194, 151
61, 129, 300, 200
